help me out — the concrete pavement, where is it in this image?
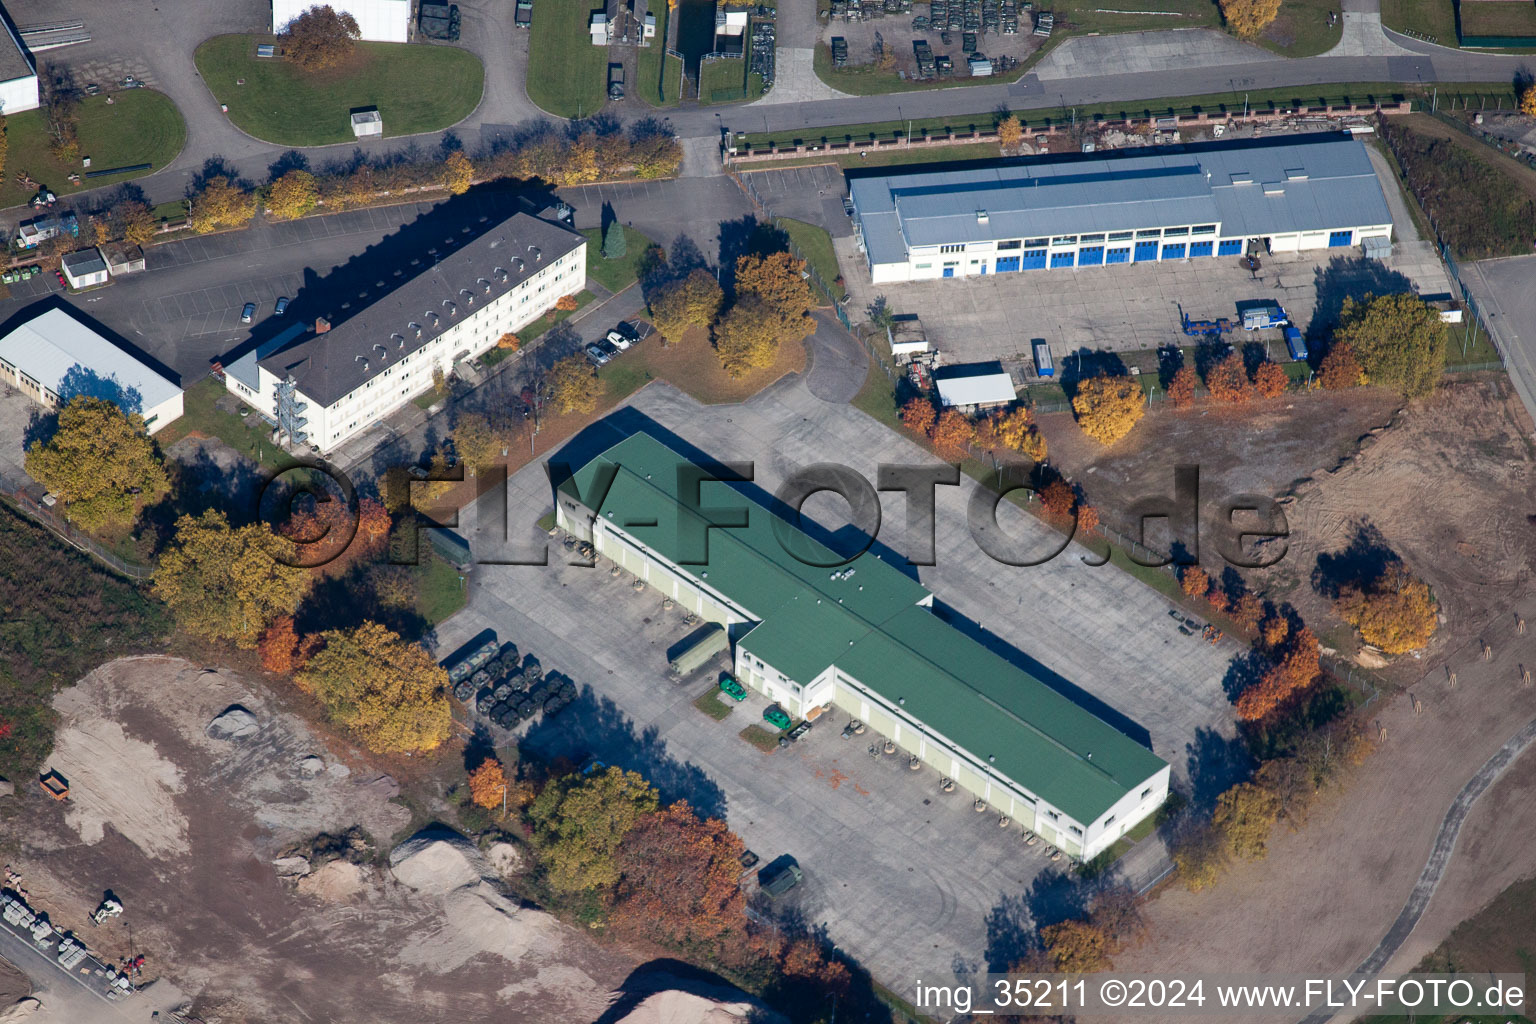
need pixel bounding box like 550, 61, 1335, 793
1459, 255, 1536, 432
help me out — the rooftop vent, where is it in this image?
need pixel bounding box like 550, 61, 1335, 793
1284, 167, 1308, 180
512, 256, 525, 271
373, 343, 389, 360
392, 332, 405, 348
314, 317, 332, 334
528, 245, 542, 261
427, 311, 440, 326
444, 300, 457, 317
496, 267, 509, 283
410, 322, 422, 338
976, 209, 989, 224
478, 278, 492, 294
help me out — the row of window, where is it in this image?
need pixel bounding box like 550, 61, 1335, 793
930, 225, 1219, 254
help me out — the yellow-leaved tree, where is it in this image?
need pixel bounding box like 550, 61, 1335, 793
649, 269, 724, 344
152, 510, 314, 647
996, 114, 1024, 151
546, 354, 604, 414
529, 767, 660, 892
190, 176, 257, 233
1522, 84, 1536, 116
25, 396, 168, 533
1212, 781, 1281, 859
735, 251, 816, 339
1071, 373, 1146, 445
713, 296, 782, 376
450, 412, 502, 476
1336, 565, 1438, 654
298, 621, 453, 753
1219, 0, 1282, 38
444, 150, 475, 195
266, 169, 319, 220
978, 406, 1046, 460
468, 756, 509, 809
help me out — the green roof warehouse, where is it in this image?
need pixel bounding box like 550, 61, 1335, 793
556, 431, 1170, 861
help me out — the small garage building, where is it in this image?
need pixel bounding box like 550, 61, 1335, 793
556, 431, 1170, 860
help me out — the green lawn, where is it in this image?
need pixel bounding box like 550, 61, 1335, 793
0, 90, 186, 210
1252, 0, 1343, 56
194, 35, 483, 146
1053, 0, 1219, 33
1381, 0, 1458, 43
777, 217, 842, 295
482, 290, 598, 368
692, 687, 736, 720
699, 56, 747, 104
740, 724, 782, 752
414, 550, 467, 624
1458, 0, 1536, 37
636, 5, 682, 107
155, 377, 292, 472
526, 3, 609, 118
581, 225, 654, 293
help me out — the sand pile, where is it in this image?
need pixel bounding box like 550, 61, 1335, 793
486, 842, 525, 878
615, 989, 779, 1024
396, 882, 563, 973
205, 705, 259, 741
298, 860, 367, 901
388, 831, 483, 894
47, 717, 188, 858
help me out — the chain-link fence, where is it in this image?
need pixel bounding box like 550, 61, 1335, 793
2, 488, 154, 580
733, 171, 853, 329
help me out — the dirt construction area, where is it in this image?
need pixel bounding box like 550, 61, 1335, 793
13, 656, 637, 1024
1045, 376, 1536, 674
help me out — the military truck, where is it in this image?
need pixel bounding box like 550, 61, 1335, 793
419, 2, 461, 40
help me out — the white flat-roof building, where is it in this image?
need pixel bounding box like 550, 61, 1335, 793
934, 363, 1015, 410
222, 212, 586, 453
350, 109, 383, 138
0, 14, 39, 115
0, 308, 183, 433
271, 0, 410, 43
850, 134, 1395, 284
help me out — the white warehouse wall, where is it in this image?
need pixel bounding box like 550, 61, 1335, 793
0, 74, 39, 115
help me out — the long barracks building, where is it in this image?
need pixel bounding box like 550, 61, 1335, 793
849, 133, 1394, 284
556, 432, 1170, 861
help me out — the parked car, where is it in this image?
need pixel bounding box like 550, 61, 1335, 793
759, 862, 802, 897
615, 321, 647, 344
604, 328, 633, 351
584, 343, 612, 365
241, 302, 257, 323
719, 676, 748, 701
274, 296, 290, 315
763, 705, 792, 730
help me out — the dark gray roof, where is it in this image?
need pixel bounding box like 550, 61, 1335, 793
851, 134, 1393, 266
259, 212, 584, 407
0, 20, 35, 86
61, 249, 107, 275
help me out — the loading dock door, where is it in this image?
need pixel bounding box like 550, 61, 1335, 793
1189, 241, 1213, 257
1021, 248, 1048, 270
1133, 240, 1159, 262
995, 255, 1021, 272
1077, 245, 1104, 266
1105, 246, 1131, 264
1050, 251, 1075, 268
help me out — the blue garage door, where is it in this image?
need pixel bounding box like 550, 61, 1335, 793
942, 266, 954, 277
1078, 246, 1105, 266
1217, 239, 1243, 256
1161, 242, 1187, 260
1106, 246, 1131, 264
1189, 241, 1213, 258
1021, 248, 1048, 270
995, 255, 1020, 272
1051, 251, 1076, 268
1329, 229, 1353, 247
1134, 240, 1159, 262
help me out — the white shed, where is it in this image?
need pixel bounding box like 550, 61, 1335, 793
350, 108, 383, 137
934, 363, 1016, 410
590, 13, 610, 44
60, 249, 110, 290
271, 0, 410, 43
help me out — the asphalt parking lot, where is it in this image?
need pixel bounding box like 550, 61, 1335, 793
1459, 253, 1536, 430
435, 374, 1239, 991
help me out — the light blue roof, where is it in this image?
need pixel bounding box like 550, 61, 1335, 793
851, 134, 1393, 266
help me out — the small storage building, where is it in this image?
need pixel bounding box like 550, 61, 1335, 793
351, 109, 383, 138
60, 249, 110, 289
99, 242, 147, 278
590, 12, 610, 44
934, 362, 1016, 411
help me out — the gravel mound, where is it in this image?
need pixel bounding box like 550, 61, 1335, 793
615, 989, 775, 1024
206, 705, 259, 741
388, 829, 483, 894
297, 756, 325, 776
486, 842, 525, 878
272, 856, 311, 878
298, 859, 367, 901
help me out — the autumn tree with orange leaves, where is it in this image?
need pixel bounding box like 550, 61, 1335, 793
901, 397, 936, 435
1205, 352, 1252, 404
1236, 627, 1321, 721
468, 756, 509, 810
282, 495, 391, 574
1181, 565, 1210, 598
1040, 479, 1075, 519
1168, 364, 1198, 409
1336, 566, 1438, 654
258, 614, 319, 674
929, 409, 975, 459
1252, 360, 1288, 398
613, 801, 746, 945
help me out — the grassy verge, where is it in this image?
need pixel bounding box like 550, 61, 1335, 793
194, 35, 483, 146
484, 290, 601, 368
526, 1, 610, 118
415, 550, 467, 624
0, 90, 186, 210
740, 723, 781, 752
693, 688, 736, 720
155, 377, 292, 472
535, 510, 557, 531
617, 328, 806, 405
1458, 0, 1536, 37
636, 4, 682, 107
580, 225, 654, 293
0, 499, 169, 781
1381, 0, 1458, 43
1252, 0, 1343, 57
777, 218, 841, 295
699, 56, 748, 104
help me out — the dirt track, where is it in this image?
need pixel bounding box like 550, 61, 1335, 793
16, 657, 636, 1024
